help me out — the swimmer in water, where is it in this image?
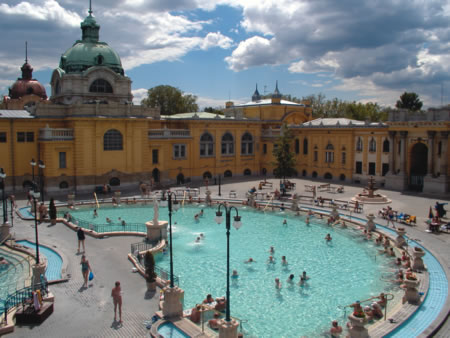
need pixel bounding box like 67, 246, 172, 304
283, 219, 287, 226
306, 216, 310, 225
269, 246, 275, 254
244, 258, 255, 263
302, 271, 309, 280
106, 217, 112, 223
195, 237, 201, 243
267, 256, 276, 264
287, 274, 295, 284
281, 256, 288, 265
93, 209, 98, 217
325, 233, 332, 242
275, 277, 282, 289
298, 276, 306, 286
231, 270, 239, 278
200, 233, 204, 239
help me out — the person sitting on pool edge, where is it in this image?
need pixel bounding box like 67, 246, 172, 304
203, 294, 214, 304
215, 297, 226, 312
208, 312, 221, 330
190, 304, 202, 323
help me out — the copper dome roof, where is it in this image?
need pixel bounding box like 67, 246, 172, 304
9, 62, 47, 100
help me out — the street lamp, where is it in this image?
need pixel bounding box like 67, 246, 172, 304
38, 160, 45, 203
30, 158, 36, 184
0, 168, 7, 224
31, 186, 41, 264
167, 192, 180, 287
214, 203, 242, 322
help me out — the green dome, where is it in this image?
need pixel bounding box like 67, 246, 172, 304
59, 13, 124, 75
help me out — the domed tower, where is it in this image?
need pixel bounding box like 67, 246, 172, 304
50, 3, 132, 104
2, 43, 48, 110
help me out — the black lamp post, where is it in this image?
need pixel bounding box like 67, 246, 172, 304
0, 168, 7, 224
31, 186, 41, 264
218, 174, 222, 197
38, 160, 45, 203
215, 203, 242, 322
167, 192, 179, 287
30, 158, 36, 185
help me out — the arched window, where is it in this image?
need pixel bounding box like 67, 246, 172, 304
244, 168, 251, 176
312, 171, 318, 178
383, 139, 390, 153
104, 129, 123, 150
369, 138, 376, 152
109, 177, 120, 186
224, 170, 232, 178
303, 138, 308, 155
295, 139, 300, 154
325, 143, 334, 163
324, 172, 333, 179
340, 174, 346, 181
221, 132, 234, 155
241, 132, 254, 155
200, 132, 214, 157
356, 137, 363, 152
203, 172, 212, 179
314, 145, 318, 162
89, 79, 113, 93
302, 170, 307, 177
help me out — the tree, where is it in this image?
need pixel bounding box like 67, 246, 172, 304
395, 92, 423, 111
141, 85, 198, 115
272, 124, 296, 179
204, 107, 223, 115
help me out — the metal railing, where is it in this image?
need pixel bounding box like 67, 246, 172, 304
131, 240, 157, 255
58, 215, 147, 234
3, 280, 48, 324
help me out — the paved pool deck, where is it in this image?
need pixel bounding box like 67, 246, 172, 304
5, 177, 450, 337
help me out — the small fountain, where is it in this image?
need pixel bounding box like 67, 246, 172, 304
353, 176, 391, 204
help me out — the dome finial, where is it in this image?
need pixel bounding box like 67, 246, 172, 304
88, 0, 93, 16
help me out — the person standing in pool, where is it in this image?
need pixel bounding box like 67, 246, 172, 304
80, 255, 91, 288
77, 227, 86, 253
111, 281, 123, 323
325, 233, 332, 242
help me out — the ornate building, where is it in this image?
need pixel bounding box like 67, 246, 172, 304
0, 6, 449, 195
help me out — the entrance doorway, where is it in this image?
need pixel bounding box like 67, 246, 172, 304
409, 142, 427, 191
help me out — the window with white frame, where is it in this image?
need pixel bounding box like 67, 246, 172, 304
325, 143, 334, 163
369, 137, 376, 152
241, 132, 254, 155
356, 137, 363, 152
221, 132, 234, 155
200, 132, 214, 157
173, 144, 186, 159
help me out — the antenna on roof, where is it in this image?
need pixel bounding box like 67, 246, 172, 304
228, 90, 231, 101
441, 82, 444, 107
88, 0, 93, 16
25, 41, 28, 63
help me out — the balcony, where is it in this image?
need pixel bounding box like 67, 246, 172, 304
39, 127, 74, 141
261, 128, 281, 138
148, 129, 191, 139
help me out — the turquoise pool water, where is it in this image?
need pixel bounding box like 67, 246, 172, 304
16, 240, 63, 281
68, 204, 397, 337
0, 247, 31, 313
157, 322, 190, 338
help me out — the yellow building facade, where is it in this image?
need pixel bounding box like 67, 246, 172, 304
1, 11, 449, 196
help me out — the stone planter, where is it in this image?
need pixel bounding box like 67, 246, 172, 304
403, 278, 420, 304
412, 247, 426, 271
395, 227, 406, 248
162, 286, 184, 318
347, 313, 368, 338
114, 191, 121, 204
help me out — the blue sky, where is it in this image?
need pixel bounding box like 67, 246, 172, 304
1, 0, 450, 109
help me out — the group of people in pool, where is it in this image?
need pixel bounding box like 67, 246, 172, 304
105, 217, 127, 226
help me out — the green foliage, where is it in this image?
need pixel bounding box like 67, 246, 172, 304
144, 251, 156, 282
49, 198, 57, 220
395, 92, 423, 111
141, 85, 199, 115
302, 93, 388, 122
272, 124, 296, 179
204, 107, 224, 115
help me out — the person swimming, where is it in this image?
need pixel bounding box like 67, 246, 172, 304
275, 277, 282, 289
267, 256, 275, 264
244, 258, 255, 263
281, 256, 288, 265
287, 274, 295, 283
325, 233, 332, 242
282, 219, 287, 226
195, 237, 201, 243
231, 270, 239, 278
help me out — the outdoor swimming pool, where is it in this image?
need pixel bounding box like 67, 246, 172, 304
67, 204, 399, 337
0, 246, 31, 313
16, 240, 63, 281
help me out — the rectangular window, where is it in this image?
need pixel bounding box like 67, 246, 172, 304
273, 144, 279, 152
263, 143, 267, 154
382, 163, 389, 176
325, 152, 334, 163
173, 144, 186, 159
341, 152, 346, 164
59, 152, 67, 169
26, 132, 34, 142
398, 140, 401, 155
355, 161, 362, 174
368, 162, 376, 175
152, 149, 158, 164
17, 132, 25, 142
314, 150, 318, 162
438, 141, 442, 157
0, 132, 6, 143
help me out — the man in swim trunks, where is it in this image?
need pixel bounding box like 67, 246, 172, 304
111, 281, 122, 323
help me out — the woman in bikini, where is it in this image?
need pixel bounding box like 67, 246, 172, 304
80, 255, 91, 288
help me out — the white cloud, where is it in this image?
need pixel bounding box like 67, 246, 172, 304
132, 88, 148, 105
200, 32, 233, 50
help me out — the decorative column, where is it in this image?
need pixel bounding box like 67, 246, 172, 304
388, 131, 396, 174
331, 205, 339, 220
346, 313, 369, 338
395, 227, 406, 248
291, 194, 300, 211
32, 260, 47, 287
114, 191, 121, 205
399, 131, 408, 175
412, 246, 426, 271
427, 131, 436, 177
218, 319, 239, 338
366, 213, 376, 232
440, 131, 449, 176
162, 286, 184, 318
402, 277, 420, 304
